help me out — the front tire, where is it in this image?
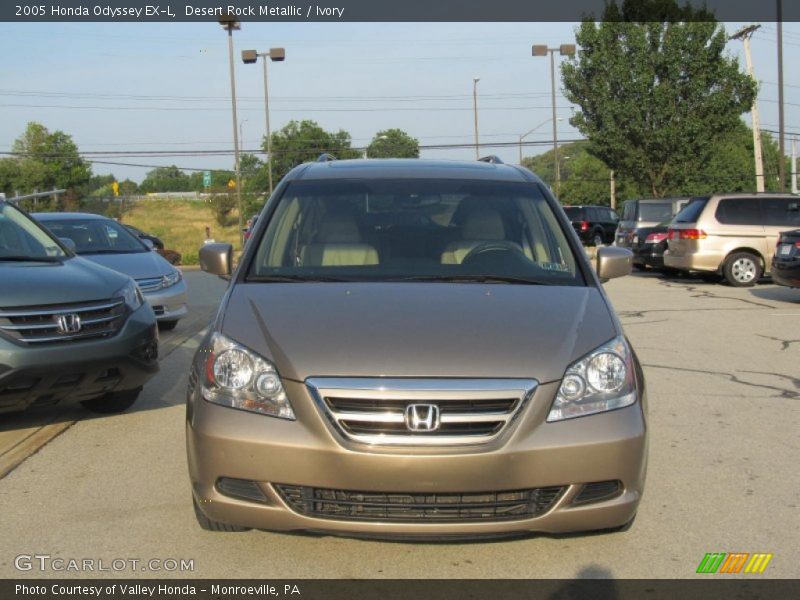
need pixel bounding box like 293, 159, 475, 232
723, 252, 762, 287
193, 497, 250, 532
81, 388, 141, 414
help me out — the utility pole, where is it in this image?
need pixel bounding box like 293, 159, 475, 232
777, 0, 786, 191
609, 170, 616, 210
731, 25, 765, 192
219, 12, 243, 238
792, 137, 798, 195
472, 77, 480, 159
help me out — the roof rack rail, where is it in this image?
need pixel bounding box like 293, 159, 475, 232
316, 153, 337, 162
478, 155, 504, 164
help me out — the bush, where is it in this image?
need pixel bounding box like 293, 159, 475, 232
210, 193, 237, 226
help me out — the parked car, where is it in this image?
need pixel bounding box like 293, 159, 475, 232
664, 194, 800, 287
630, 220, 671, 271
35, 212, 188, 330
124, 224, 164, 251
770, 229, 800, 288
562, 205, 619, 246
615, 198, 690, 248
187, 157, 645, 537
0, 200, 158, 414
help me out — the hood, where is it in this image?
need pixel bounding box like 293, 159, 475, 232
81, 251, 172, 280
0, 257, 130, 307
220, 283, 618, 383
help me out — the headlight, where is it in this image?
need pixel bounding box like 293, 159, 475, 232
115, 280, 144, 311
201, 332, 295, 420
548, 336, 637, 422
162, 269, 182, 288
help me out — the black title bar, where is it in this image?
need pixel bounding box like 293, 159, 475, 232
2, 1, 800, 22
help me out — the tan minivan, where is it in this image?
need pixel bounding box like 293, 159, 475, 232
664, 194, 800, 287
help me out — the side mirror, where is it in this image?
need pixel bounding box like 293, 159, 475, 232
199, 242, 233, 277
596, 246, 633, 281
141, 238, 155, 251
59, 237, 77, 252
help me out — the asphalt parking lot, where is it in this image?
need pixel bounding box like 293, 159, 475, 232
0, 269, 798, 579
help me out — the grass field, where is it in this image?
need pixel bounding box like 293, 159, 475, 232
120, 199, 242, 265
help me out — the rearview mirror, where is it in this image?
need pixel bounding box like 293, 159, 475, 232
58, 237, 77, 252
200, 243, 233, 277
596, 246, 633, 281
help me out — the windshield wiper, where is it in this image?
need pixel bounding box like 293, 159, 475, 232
390, 274, 548, 285
246, 274, 351, 283
0, 256, 62, 262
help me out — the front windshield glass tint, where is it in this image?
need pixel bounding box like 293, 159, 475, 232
42, 218, 147, 254
0, 203, 67, 260
249, 179, 582, 285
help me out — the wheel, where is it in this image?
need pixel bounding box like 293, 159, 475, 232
81, 388, 141, 414
592, 232, 604, 247
158, 320, 179, 331
193, 497, 250, 532
633, 263, 647, 272
722, 252, 762, 287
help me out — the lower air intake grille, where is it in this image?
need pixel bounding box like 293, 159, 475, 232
274, 484, 564, 523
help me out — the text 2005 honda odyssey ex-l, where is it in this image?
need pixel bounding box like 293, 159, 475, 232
187, 158, 647, 537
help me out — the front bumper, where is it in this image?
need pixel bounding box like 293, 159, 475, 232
0, 304, 159, 413
187, 378, 648, 536
144, 279, 188, 322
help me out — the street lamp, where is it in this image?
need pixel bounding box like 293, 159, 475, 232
242, 47, 286, 196
518, 117, 563, 164
532, 43, 576, 196
364, 135, 388, 159
472, 77, 480, 159
219, 11, 244, 238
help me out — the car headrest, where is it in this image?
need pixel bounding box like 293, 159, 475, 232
318, 214, 361, 244
462, 208, 505, 241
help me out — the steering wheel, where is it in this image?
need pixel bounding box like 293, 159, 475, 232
461, 241, 528, 265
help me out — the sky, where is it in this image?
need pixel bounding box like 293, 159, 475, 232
0, 20, 798, 184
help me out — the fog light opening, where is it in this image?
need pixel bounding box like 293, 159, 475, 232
571, 480, 623, 505
215, 477, 268, 504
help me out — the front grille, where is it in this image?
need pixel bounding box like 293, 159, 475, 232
275, 484, 564, 523
0, 299, 126, 344
135, 276, 164, 293
307, 378, 537, 446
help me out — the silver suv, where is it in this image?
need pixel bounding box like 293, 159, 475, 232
187, 157, 646, 537
0, 201, 158, 414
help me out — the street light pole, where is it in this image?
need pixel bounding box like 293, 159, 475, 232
777, 0, 786, 191
518, 118, 562, 164
533, 43, 576, 196
472, 77, 480, 159
731, 25, 765, 192
242, 47, 286, 196
219, 13, 243, 238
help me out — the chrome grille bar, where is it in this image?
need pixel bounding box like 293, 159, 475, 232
0, 298, 126, 344
307, 378, 537, 447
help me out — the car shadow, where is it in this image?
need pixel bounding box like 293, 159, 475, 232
749, 286, 800, 304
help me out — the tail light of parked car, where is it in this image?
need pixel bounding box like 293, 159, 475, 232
668, 228, 707, 240
645, 232, 668, 244
580, 221, 589, 232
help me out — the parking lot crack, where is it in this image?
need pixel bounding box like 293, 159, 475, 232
756, 334, 800, 352
643, 364, 800, 399
656, 280, 776, 309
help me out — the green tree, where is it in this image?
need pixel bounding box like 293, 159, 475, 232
366, 129, 420, 158
561, 0, 756, 197
139, 166, 192, 193
267, 120, 360, 184
0, 158, 21, 196
9, 122, 92, 200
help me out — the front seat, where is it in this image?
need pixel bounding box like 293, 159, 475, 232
300, 214, 379, 267
440, 208, 508, 265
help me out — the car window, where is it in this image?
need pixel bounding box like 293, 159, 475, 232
609, 210, 619, 221
0, 203, 66, 259
40, 218, 147, 254
563, 207, 583, 220
674, 198, 710, 223
761, 198, 800, 227
249, 179, 582, 286
715, 198, 761, 226
621, 201, 636, 221
637, 202, 672, 222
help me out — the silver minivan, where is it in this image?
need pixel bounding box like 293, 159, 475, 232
615, 198, 690, 248
186, 157, 648, 538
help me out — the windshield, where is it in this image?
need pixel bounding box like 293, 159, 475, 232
0, 203, 67, 261
39, 217, 147, 254
248, 179, 582, 286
